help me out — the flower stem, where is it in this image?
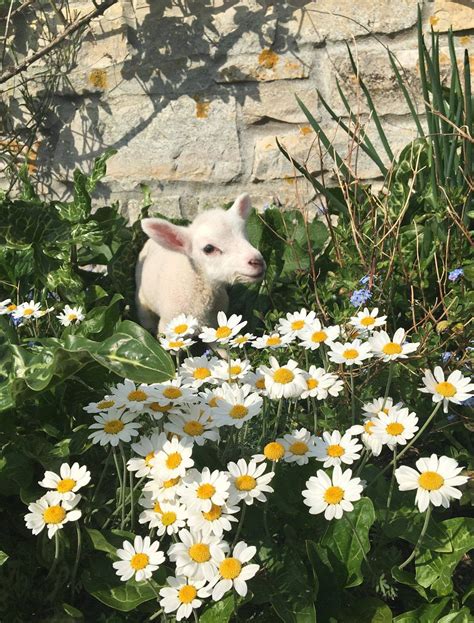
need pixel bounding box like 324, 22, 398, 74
147, 578, 161, 600
232, 504, 247, 547
311, 397, 318, 433
273, 398, 283, 438
70, 522, 82, 596
382, 362, 394, 409
399, 506, 431, 570
350, 369, 356, 425
46, 532, 60, 581
129, 467, 135, 531
119, 443, 128, 529
91, 449, 113, 505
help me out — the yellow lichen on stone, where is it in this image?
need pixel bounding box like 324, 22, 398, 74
193, 97, 210, 119
258, 48, 279, 69
300, 126, 312, 136
89, 69, 108, 89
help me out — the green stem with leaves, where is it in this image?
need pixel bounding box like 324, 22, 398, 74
399, 506, 431, 570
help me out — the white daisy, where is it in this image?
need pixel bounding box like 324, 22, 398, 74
276, 308, 317, 338
109, 379, 159, 413
127, 432, 168, 477
328, 339, 373, 366
371, 408, 419, 450
160, 576, 210, 621
0, 298, 14, 315
303, 465, 364, 520
143, 500, 188, 536
57, 304, 85, 326
113, 535, 165, 582
152, 436, 194, 480
199, 312, 247, 345
160, 336, 196, 352
369, 328, 419, 362
168, 529, 225, 582
150, 378, 198, 408
180, 355, 220, 388
12, 300, 49, 321
165, 405, 219, 446
279, 428, 318, 465
395, 454, 469, 512
142, 474, 183, 503
252, 333, 293, 350
349, 307, 387, 333
164, 314, 199, 338
258, 357, 307, 399
25, 491, 82, 539
197, 387, 225, 418
230, 333, 256, 348
213, 358, 252, 383
419, 367, 474, 413
361, 397, 400, 418
227, 458, 274, 505
301, 366, 344, 400
88, 411, 141, 446
209, 541, 259, 601
211, 383, 262, 429
242, 371, 268, 396
252, 440, 286, 464
187, 499, 240, 538
314, 430, 363, 468
298, 319, 340, 350
178, 467, 230, 513
39, 462, 91, 501
347, 419, 383, 456
138, 491, 164, 527
83, 396, 118, 414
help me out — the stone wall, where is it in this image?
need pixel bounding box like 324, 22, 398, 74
3, 0, 474, 220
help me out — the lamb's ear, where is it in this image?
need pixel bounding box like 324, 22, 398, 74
229, 193, 252, 220
141, 218, 190, 254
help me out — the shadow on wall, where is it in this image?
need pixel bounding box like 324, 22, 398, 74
28, 0, 315, 204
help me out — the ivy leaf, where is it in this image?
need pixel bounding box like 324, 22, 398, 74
393, 597, 451, 623
200, 594, 235, 623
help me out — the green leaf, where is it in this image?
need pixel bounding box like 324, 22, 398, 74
86, 528, 135, 556
0, 551, 9, 566
393, 597, 451, 623
438, 608, 473, 623
382, 507, 452, 553
62, 603, 84, 620
0, 449, 34, 495
200, 594, 235, 623
340, 597, 392, 622
321, 497, 375, 587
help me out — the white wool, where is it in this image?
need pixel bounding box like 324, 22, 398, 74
135, 194, 265, 334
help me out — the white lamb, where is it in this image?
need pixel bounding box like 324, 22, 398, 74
135, 194, 265, 335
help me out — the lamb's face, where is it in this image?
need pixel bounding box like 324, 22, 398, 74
141, 194, 266, 286
188, 200, 265, 286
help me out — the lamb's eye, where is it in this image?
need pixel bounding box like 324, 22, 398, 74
203, 244, 216, 254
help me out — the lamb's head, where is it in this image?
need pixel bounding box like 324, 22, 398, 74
141, 194, 266, 286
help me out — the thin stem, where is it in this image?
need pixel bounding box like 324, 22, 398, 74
381, 447, 397, 535
119, 443, 128, 529
368, 402, 442, 487
46, 532, 60, 581
103, 476, 145, 529
311, 397, 318, 433
146, 578, 161, 600
70, 522, 82, 596
382, 362, 395, 409
129, 467, 135, 531
273, 398, 284, 438
112, 447, 123, 508
232, 504, 247, 547
399, 506, 431, 570
91, 449, 113, 505
350, 369, 356, 425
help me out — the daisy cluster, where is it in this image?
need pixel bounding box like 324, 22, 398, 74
0, 298, 84, 327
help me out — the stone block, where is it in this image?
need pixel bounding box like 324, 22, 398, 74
430, 1, 474, 32
216, 49, 312, 83
241, 81, 319, 124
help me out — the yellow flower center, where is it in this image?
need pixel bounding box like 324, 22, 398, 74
145, 451, 155, 467
183, 420, 204, 436
104, 419, 124, 434
128, 389, 148, 402
215, 326, 232, 339
264, 441, 285, 461
174, 323, 189, 334
208, 397, 219, 408
161, 511, 177, 526
273, 368, 294, 384
418, 471, 445, 491
327, 444, 344, 457
219, 557, 242, 580
149, 402, 172, 413
230, 404, 249, 419
169, 340, 185, 349
266, 336, 281, 346
386, 422, 404, 436
193, 367, 211, 380
235, 475, 256, 491
311, 330, 327, 343
360, 316, 375, 327
382, 342, 402, 355
435, 382, 456, 398
230, 365, 242, 375
166, 452, 182, 470
307, 378, 319, 390
364, 421, 375, 434
163, 387, 182, 400
197, 483, 216, 499
7, 304, 16, 311
202, 504, 222, 521
382, 407, 390, 414
56, 478, 76, 493
130, 553, 149, 570
153, 501, 162, 513
178, 584, 197, 604
97, 399, 115, 410
163, 477, 180, 489
67, 313, 78, 321
23, 308, 34, 316
291, 320, 305, 330
324, 485, 344, 505
255, 378, 266, 389
43, 505, 66, 524
234, 335, 248, 344
289, 441, 308, 455
343, 349, 359, 360
189, 543, 211, 563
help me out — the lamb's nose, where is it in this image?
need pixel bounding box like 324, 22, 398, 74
248, 257, 265, 268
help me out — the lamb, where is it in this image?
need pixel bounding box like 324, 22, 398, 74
135, 194, 266, 335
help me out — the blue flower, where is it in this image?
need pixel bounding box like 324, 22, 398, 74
359, 275, 370, 285
350, 288, 372, 307
441, 351, 452, 364
448, 268, 463, 282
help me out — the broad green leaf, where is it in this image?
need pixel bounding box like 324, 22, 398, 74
393, 597, 451, 623
86, 528, 135, 556
382, 507, 452, 553
438, 608, 473, 623
200, 594, 235, 623
0, 551, 9, 566
340, 597, 392, 622
321, 497, 375, 587
62, 603, 84, 620
0, 450, 34, 495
